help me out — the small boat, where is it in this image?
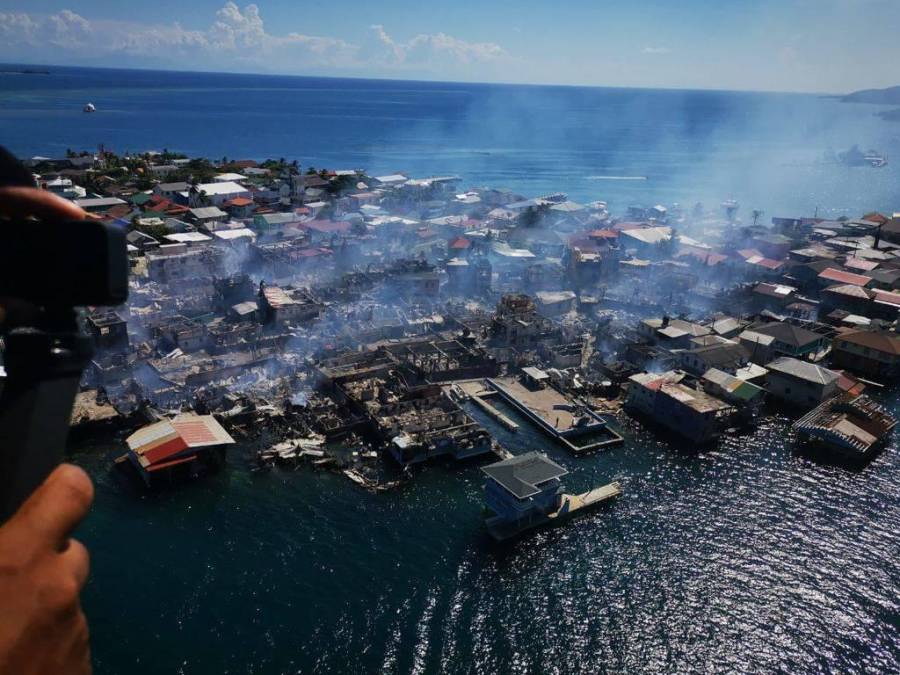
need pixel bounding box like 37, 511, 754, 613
863, 150, 888, 168
83, 103, 96, 113
838, 145, 887, 167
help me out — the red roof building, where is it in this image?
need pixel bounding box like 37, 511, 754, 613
818, 268, 872, 287
125, 415, 235, 485
449, 236, 471, 250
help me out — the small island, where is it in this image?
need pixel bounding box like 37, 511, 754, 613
842, 84, 900, 122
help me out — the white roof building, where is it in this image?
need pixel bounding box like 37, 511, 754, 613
213, 172, 247, 183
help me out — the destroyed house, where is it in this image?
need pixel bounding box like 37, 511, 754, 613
491, 294, 561, 350
382, 259, 440, 298
87, 311, 129, 352
794, 393, 897, 460
379, 339, 498, 382
150, 315, 207, 353
145, 245, 224, 284
213, 275, 256, 311
259, 286, 321, 325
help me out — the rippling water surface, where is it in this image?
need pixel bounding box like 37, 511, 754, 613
74, 389, 900, 674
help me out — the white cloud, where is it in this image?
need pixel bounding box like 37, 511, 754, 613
367, 24, 506, 66
642, 46, 671, 55
0, 4, 505, 76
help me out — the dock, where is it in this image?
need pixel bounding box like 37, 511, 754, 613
453, 380, 520, 432
550, 481, 622, 519
486, 377, 624, 454
469, 391, 520, 431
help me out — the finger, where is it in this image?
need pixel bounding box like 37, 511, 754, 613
0, 186, 87, 221
59, 538, 91, 589
12, 464, 94, 551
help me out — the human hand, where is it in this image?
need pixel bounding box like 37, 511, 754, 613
0, 464, 94, 675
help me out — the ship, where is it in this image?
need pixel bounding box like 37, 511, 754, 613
838, 145, 887, 167
83, 102, 96, 113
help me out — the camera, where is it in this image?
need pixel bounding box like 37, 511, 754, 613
0, 219, 128, 309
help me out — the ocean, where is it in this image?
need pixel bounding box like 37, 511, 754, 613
1, 65, 899, 674
2, 65, 899, 216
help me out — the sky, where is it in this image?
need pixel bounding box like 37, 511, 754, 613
0, 1, 898, 93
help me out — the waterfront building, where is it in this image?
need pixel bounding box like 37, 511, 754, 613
831, 330, 900, 379
482, 451, 567, 532
741, 321, 829, 360
124, 414, 235, 485
765, 357, 840, 409
625, 371, 734, 444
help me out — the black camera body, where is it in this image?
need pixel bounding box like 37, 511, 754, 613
0, 219, 128, 308
0, 145, 130, 521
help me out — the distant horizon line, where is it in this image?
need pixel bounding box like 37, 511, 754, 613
0, 60, 849, 98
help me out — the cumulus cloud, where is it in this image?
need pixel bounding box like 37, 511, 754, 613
0, 3, 505, 76
366, 24, 508, 67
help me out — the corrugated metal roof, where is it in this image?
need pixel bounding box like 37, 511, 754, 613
767, 357, 839, 385
126, 415, 235, 469
818, 268, 872, 286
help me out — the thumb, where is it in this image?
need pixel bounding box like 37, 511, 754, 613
7, 464, 94, 553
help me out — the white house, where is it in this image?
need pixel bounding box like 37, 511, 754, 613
183, 181, 252, 207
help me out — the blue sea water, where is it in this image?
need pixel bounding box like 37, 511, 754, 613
2, 65, 899, 216
1, 66, 899, 674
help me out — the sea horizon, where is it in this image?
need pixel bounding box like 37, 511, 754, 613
0, 60, 845, 98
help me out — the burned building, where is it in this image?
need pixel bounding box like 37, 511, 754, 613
87, 310, 129, 352
258, 284, 322, 326
490, 294, 563, 351
146, 245, 225, 284
314, 349, 493, 465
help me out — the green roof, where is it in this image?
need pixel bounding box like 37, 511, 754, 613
732, 380, 765, 401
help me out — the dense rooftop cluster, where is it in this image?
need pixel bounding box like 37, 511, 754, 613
25, 149, 900, 484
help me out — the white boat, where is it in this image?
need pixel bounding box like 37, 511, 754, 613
863, 150, 888, 168
83, 103, 96, 113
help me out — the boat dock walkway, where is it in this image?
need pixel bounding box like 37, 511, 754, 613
551, 481, 622, 519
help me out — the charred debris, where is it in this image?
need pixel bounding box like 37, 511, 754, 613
27, 151, 899, 488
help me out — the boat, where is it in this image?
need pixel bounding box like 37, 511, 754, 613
838, 145, 887, 167
863, 150, 888, 167
83, 103, 96, 113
